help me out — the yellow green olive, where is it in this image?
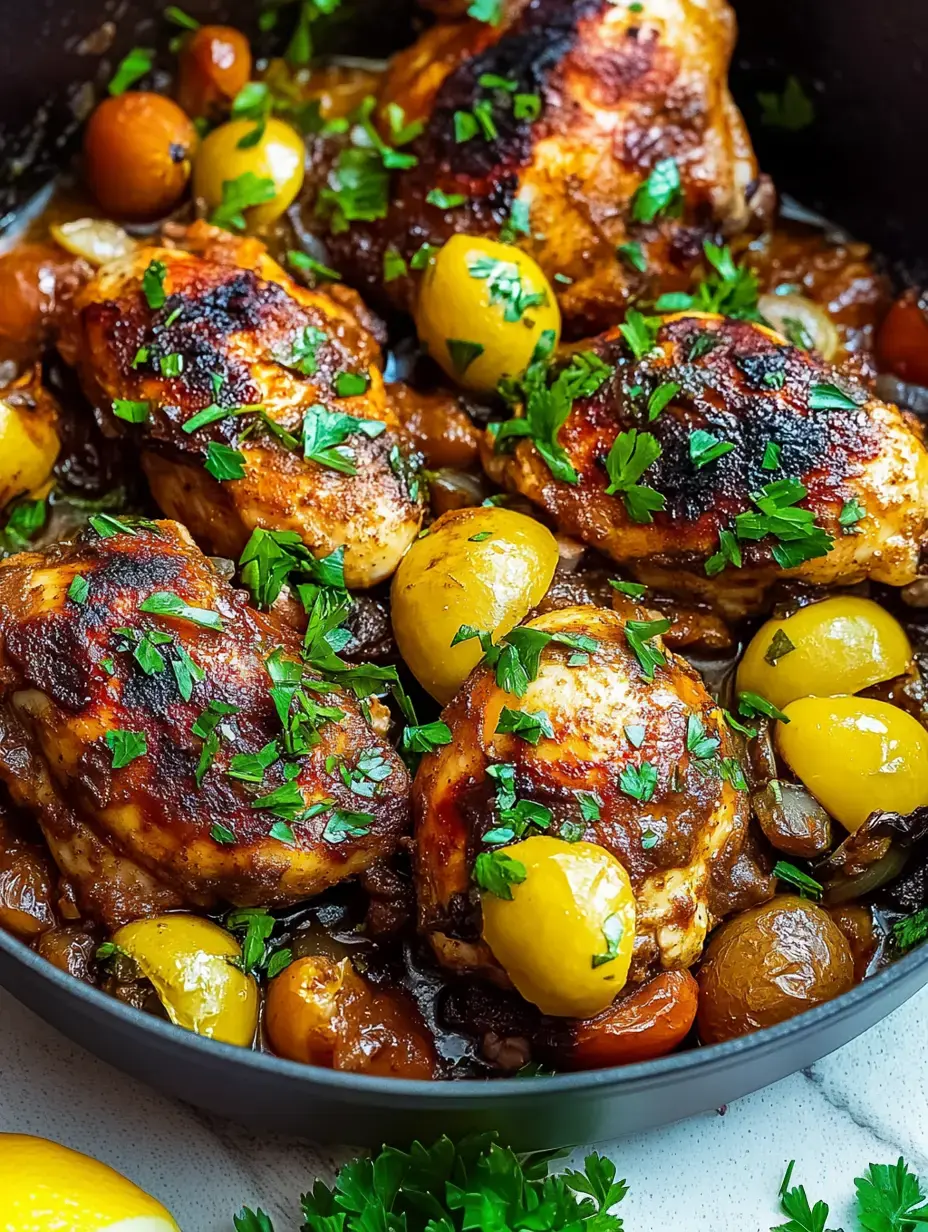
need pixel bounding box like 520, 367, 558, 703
776, 697, 928, 832
391, 505, 558, 703
414, 235, 561, 393
193, 117, 305, 229
112, 914, 258, 1046
480, 836, 637, 1018
737, 597, 912, 710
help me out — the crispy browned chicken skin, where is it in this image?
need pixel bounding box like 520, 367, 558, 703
317, 0, 770, 336
58, 223, 424, 589
414, 606, 768, 987
484, 313, 928, 617
0, 520, 409, 929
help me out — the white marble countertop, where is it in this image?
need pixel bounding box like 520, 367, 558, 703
2, 982, 928, 1231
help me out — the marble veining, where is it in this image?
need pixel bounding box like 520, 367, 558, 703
3, 983, 928, 1230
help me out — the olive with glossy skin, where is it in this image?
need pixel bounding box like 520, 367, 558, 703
776, 697, 928, 832
480, 836, 637, 1019
193, 117, 305, 229
737, 597, 913, 710
390, 505, 558, 703
84, 93, 197, 220
112, 915, 258, 1047
414, 235, 561, 394
177, 25, 252, 119
697, 895, 855, 1045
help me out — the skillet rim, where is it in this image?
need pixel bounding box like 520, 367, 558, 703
1, 916, 926, 1101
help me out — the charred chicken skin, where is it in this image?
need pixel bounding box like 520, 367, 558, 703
318, 0, 771, 336
0, 519, 409, 929
58, 223, 425, 589
484, 313, 928, 617
414, 606, 766, 989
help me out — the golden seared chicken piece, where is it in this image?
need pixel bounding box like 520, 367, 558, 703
318, 0, 771, 336
0, 520, 409, 928
414, 606, 764, 987
0, 368, 61, 510
58, 222, 424, 589
484, 313, 928, 618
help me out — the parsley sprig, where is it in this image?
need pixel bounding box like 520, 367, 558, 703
493, 336, 613, 484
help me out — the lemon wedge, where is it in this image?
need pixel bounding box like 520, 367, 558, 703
0, 1134, 180, 1231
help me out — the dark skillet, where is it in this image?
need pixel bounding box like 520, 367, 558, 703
0, 0, 926, 1148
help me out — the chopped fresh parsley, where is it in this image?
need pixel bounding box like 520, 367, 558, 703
809, 381, 865, 411
732, 477, 834, 570
609, 579, 647, 599
142, 259, 167, 310
303, 403, 384, 474
618, 309, 660, 361
426, 188, 467, 209
468, 0, 504, 22
322, 809, 374, 844
139, 591, 224, 631
210, 172, 277, 231
591, 911, 627, 968
624, 617, 671, 681
446, 338, 485, 377
647, 380, 680, 422
689, 428, 734, 470
383, 247, 408, 282
577, 791, 602, 823
839, 498, 866, 534
493, 341, 612, 485
617, 241, 647, 273
225, 908, 275, 976
108, 47, 153, 95
334, 371, 371, 398
686, 714, 720, 762
618, 761, 658, 802
762, 440, 782, 470
105, 729, 147, 769
210, 823, 236, 845
655, 240, 760, 321
468, 254, 547, 322
287, 250, 341, 284
112, 399, 151, 424
278, 326, 328, 377
239, 527, 345, 608
773, 860, 823, 901
475, 850, 527, 900
496, 707, 554, 746
67, 575, 89, 604
604, 428, 665, 523
738, 690, 790, 723
452, 623, 599, 698
204, 441, 247, 481
631, 158, 682, 224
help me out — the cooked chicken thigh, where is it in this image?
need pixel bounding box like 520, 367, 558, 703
414, 605, 767, 986
316, 0, 771, 336
58, 222, 424, 589
0, 519, 409, 928
484, 313, 928, 617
